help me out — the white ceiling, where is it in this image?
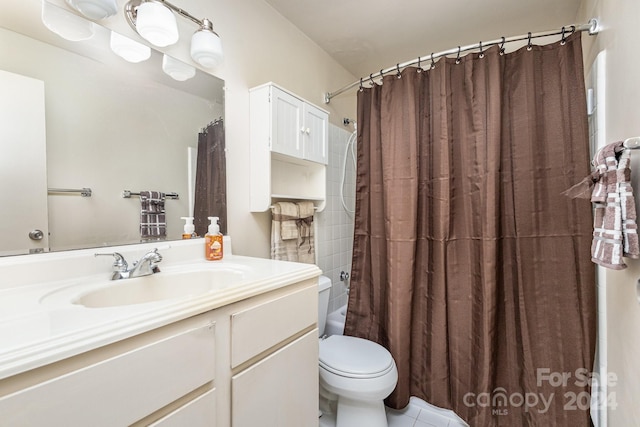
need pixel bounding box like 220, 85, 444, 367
264, 0, 584, 78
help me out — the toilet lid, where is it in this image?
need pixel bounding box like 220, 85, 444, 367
319, 335, 395, 379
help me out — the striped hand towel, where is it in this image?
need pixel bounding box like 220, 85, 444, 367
140, 191, 166, 239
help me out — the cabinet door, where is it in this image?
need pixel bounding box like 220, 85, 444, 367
231, 330, 318, 427
270, 87, 303, 158
302, 103, 328, 164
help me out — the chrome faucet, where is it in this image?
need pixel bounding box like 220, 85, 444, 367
95, 249, 162, 280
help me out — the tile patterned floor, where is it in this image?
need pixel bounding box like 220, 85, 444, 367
319, 396, 468, 427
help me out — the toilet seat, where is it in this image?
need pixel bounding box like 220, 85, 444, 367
319, 335, 394, 379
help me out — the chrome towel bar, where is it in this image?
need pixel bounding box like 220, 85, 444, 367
48, 187, 92, 197
122, 190, 179, 199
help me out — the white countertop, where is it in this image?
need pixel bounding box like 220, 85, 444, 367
0, 239, 321, 380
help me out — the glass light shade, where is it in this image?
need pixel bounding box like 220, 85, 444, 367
135, 1, 179, 47
65, 0, 117, 20
190, 29, 223, 68
110, 31, 151, 63
162, 54, 196, 81
42, 1, 95, 41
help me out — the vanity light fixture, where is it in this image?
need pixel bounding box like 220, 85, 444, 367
162, 54, 196, 81
191, 19, 223, 68
65, 0, 118, 20
130, 0, 179, 47
110, 31, 152, 63
125, 0, 223, 68
42, 1, 95, 41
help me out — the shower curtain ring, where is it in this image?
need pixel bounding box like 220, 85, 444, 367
527, 32, 533, 51
455, 46, 461, 64
369, 73, 375, 86
479, 41, 484, 59
499, 36, 506, 55
380, 69, 384, 84
359, 78, 364, 92
396, 63, 402, 78
560, 27, 567, 45
417, 56, 422, 73
430, 53, 436, 69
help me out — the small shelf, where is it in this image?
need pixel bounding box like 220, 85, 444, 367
270, 194, 325, 201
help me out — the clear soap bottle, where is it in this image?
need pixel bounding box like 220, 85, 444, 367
205, 216, 223, 261
181, 217, 195, 239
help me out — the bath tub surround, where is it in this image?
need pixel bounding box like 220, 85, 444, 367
0, 238, 321, 426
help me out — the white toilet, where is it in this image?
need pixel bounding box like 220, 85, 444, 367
318, 275, 398, 427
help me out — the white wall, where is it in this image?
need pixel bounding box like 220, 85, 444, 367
579, 0, 640, 424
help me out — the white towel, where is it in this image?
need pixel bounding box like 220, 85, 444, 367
271, 201, 315, 264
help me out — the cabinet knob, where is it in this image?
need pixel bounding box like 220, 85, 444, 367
305, 128, 310, 134
29, 229, 44, 240
300, 127, 305, 133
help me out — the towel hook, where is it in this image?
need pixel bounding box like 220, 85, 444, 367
499, 36, 506, 55
455, 46, 461, 64
478, 41, 484, 59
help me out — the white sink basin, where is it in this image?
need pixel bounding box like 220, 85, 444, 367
75, 269, 245, 308
40, 268, 247, 308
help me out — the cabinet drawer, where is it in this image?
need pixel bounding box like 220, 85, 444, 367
150, 388, 217, 427
231, 330, 318, 427
231, 284, 316, 367
0, 317, 216, 426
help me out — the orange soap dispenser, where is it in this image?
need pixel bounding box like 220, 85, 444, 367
205, 216, 223, 261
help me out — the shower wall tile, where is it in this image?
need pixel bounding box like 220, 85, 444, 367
316, 124, 357, 313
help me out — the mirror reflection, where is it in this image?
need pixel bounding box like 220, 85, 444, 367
0, 0, 225, 256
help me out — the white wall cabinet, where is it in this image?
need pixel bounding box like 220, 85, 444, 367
267, 84, 328, 164
250, 83, 328, 212
0, 279, 318, 427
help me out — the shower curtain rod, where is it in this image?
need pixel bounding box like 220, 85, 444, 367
324, 19, 599, 104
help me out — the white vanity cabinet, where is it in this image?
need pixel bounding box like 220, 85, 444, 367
230, 283, 318, 427
0, 311, 218, 427
250, 83, 328, 212
0, 276, 319, 427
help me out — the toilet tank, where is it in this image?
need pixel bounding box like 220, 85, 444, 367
318, 275, 331, 336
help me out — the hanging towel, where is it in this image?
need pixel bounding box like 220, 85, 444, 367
140, 191, 166, 239
296, 201, 315, 264
566, 142, 640, 269
275, 202, 300, 240
271, 201, 315, 264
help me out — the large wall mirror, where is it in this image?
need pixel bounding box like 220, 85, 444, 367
0, 0, 225, 256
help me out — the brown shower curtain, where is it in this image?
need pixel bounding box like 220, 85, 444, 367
194, 118, 227, 236
344, 33, 596, 426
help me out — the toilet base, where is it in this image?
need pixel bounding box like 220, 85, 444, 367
336, 396, 388, 427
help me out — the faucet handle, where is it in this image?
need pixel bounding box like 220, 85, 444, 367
95, 252, 128, 271
149, 248, 162, 263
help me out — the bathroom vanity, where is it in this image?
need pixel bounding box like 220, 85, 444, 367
0, 239, 320, 426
